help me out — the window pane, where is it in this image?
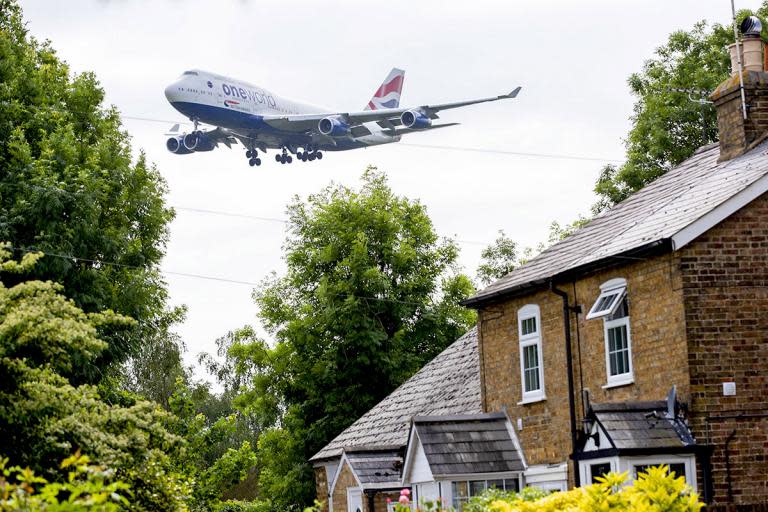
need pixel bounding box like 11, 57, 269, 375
469, 480, 486, 496
522, 317, 537, 335
523, 345, 540, 392
607, 324, 630, 376
669, 463, 686, 479
504, 478, 520, 492
590, 462, 612, 483
452, 481, 468, 499
488, 479, 504, 490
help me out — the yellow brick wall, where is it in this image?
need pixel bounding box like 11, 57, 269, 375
314, 466, 330, 512
331, 461, 358, 512
478, 253, 690, 479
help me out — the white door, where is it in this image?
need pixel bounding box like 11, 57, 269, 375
347, 487, 363, 512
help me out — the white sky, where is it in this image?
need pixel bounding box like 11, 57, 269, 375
19, 0, 762, 381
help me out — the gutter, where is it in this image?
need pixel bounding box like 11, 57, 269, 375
549, 281, 580, 488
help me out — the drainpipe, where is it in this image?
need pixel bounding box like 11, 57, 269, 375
550, 281, 580, 488
725, 429, 737, 503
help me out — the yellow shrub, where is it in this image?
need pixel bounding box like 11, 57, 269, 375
483, 466, 702, 512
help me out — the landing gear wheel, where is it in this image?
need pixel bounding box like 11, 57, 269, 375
255, 158, 261, 166
286, 155, 293, 164
308, 153, 316, 161
275, 154, 282, 162
297, 151, 303, 159
316, 151, 323, 160
249, 157, 257, 167
246, 150, 253, 158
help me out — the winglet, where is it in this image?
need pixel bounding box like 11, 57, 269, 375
164, 123, 180, 136
502, 86, 522, 99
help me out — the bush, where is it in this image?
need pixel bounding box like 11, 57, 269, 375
392, 466, 703, 512
0, 451, 130, 511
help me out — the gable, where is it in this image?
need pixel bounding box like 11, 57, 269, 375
403, 430, 434, 484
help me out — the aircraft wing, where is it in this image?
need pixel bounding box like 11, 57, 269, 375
261, 86, 521, 134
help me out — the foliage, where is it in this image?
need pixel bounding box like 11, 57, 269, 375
476, 231, 525, 285
0, 452, 130, 511
464, 487, 549, 512
231, 168, 476, 509
194, 442, 257, 507
475, 217, 591, 286
213, 501, 274, 512
0, 0, 177, 381
484, 467, 702, 512
0, 247, 190, 512
593, 6, 768, 212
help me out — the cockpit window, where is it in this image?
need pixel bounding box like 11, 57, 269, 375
182, 71, 199, 76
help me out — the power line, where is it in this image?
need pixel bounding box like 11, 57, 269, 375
8, 245, 446, 306
9, 245, 261, 286
0, 181, 492, 247
121, 114, 623, 163
397, 142, 624, 163
174, 206, 287, 224
172, 206, 489, 246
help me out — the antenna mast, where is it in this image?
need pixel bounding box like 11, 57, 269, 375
731, 0, 749, 120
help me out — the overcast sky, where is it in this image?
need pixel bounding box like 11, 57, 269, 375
19, 0, 762, 382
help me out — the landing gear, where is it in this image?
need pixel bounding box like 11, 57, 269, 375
245, 148, 262, 166
298, 146, 322, 162
276, 148, 293, 164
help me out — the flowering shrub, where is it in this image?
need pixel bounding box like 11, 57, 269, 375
390, 466, 703, 512
0, 451, 130, 511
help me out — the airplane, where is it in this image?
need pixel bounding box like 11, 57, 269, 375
164, 68, 521, 166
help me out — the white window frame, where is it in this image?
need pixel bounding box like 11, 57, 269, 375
603, 315, 634, 388
590, 278, 634, 388
578, 456, 618, 485
618, 455, 697, 492
586, 278, 627, 320
517, 304, 545, 404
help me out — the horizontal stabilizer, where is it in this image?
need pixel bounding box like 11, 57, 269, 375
164, 123, 180, 136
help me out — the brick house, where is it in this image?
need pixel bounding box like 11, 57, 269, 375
310, 330, 482, 512
462, 31, 768, 507
311, 29, 768, 511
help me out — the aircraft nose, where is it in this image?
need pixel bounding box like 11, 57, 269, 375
164, 81, 179, 102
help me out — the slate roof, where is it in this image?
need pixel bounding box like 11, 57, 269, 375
310, 329, 481, 462
413, 412, 525, 476
590, 401, 695, 451
465, 141, 768, 305
345, 449, 403, 485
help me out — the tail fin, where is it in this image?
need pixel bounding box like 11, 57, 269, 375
365, 68, 405, 110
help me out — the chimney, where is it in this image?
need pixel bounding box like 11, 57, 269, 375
711, 16, 768, 161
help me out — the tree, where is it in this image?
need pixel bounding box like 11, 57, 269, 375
593, 6, 768, 211
232, 168, 476, 509
0, 244, 190, 511
0, 0, 177, 380
476, 231, 524, 285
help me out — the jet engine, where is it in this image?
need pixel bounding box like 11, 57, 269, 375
166, 136, 193, 154
318, 117, 350, 137
183, 131, 216, 152
400, 110, 432, 130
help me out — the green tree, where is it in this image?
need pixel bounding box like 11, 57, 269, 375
0, 0, 177, 380
593, 6, 768, 211
0, 245, 190, 511
233, 168, 476, 509
476, 230, 524, 285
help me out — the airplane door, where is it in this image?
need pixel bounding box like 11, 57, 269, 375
347, 487, 363, 512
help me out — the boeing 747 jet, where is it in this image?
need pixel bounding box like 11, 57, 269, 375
164, 68, 520, 166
